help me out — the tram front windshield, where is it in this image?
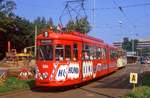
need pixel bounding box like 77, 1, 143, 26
37, 44, 71, 61
37, 45, 53, 60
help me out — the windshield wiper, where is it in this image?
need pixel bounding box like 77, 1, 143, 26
39, 47, 46, 62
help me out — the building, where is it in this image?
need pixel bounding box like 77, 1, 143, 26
113, 39, 150, 64
137, 39, 150, 49
113, 41, 122, 49
113, 39, 150, 50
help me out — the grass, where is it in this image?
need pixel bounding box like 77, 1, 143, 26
124, 72, 150, 98
124, 86, 150, 98
0, 77, 35, 93
141, 72, 150, 87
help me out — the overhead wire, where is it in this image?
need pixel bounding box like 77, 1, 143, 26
58, 0, 87, 26
112, 0, 136, 34
99, 2, 150, 10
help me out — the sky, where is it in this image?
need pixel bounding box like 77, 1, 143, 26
13, 0, 150, 44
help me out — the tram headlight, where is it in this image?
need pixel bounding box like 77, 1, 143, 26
42, 72, 48, 79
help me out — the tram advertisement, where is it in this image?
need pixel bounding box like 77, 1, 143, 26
55, 62, 80, 81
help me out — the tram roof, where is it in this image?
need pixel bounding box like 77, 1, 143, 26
37, 30, 104, 43
37, 30, 118, 49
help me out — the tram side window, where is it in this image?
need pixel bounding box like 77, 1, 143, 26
55, 45, 64, 61
101, 48, 106, 59
65, 45, 71, 60
96, 47, 101, 59
93, 46, 97, 59
73, 43, 78, 60
110, 50, 118, 59
90, 46, 94, 60
82, 44, 90, 60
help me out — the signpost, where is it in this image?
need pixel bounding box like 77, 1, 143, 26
130, 73, 138, 89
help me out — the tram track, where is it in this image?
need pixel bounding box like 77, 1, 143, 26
0, 64, 149, 98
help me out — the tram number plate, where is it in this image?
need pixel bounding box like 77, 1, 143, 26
43, 64, 48, 68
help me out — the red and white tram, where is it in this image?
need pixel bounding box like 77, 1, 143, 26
35, 30, 118, 87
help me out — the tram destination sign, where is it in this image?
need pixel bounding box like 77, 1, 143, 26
40, 39, 52, 45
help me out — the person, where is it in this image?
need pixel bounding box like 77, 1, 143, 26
49, 51, 53, 60
84, 52, 89, 60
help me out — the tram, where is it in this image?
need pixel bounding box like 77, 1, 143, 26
117, 50, 127, 68
35, 30, 118, 87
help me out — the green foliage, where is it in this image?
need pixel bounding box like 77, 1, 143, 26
122, 37, 138, 51
0, 0, 56, 59
66, 17, 91, 34
141, 72, 150, 87
0, 0, 16, 15
124, 86, 150, 98
0, 77, 34, 93
66, 20, 75, 31
141, 47, 150, 57
33, 17, 54, 34
124, 72, 150, 98
0, 13, 34, 53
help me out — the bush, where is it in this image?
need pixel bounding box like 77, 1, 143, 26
0, 77, 34, 93
141, 72, 150, 86
124, 72, 150, 98
124, 86, 150, 98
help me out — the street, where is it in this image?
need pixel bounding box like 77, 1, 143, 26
0, 64, 149, 98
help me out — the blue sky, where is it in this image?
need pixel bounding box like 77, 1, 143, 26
13, 0, 150, 44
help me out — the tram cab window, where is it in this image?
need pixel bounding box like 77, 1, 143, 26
65, 45, 71, 60
37, 45, 53, 60
55, 45, 64, 61
73, 43, 78, 61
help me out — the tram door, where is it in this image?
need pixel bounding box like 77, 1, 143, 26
73, 43, 83, 80
73, 42, 83, 80
106, 45, 110, 73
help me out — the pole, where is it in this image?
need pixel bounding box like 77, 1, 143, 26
132, 38, 134, 52
34, 25, 37, 58
92, 0, 96, 33
131, 32, 135, 56
8, 41, 11, 52
133, 83, 136, 91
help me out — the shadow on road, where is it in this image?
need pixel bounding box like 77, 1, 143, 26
94, 74, 132, 89
30, 86, 78, 93
80, 87, 116, 98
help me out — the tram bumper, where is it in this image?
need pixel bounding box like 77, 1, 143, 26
35, 80, 72, 87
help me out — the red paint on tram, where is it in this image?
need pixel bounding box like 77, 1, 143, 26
35, 30, 119, 87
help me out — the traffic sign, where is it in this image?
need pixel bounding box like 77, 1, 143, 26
130, 73, 138, 84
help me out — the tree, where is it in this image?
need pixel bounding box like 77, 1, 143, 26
0, 0, 16, 15
122, 37, 138, 52
33, 16, 54, 33
141, 47, 150, 56
66, 17, 91, 34
47, 18, 54, 28
66, 20, 75, 31
122, 37, 131, 51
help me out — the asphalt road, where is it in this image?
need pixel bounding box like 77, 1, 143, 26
0, 64, 149, 98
